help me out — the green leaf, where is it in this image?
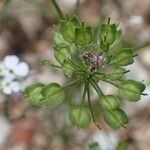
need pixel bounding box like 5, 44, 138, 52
103, 109, 129, 130
69, 106, 91, 128
108, 68, 125, 80
115, 48, 134, 66
62, 60, 74, 78
117, 141, 128, 150
75, 26, 93, 45
54, 44, 71, 64
100, 95, 120, 110
41, 83, 65, 106
119, 80, 146, 101
25, 83, 45, 106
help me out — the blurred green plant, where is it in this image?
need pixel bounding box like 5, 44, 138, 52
25, 0, 146, 130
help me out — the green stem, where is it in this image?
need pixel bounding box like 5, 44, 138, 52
51, 64, 62, 69
51, 0, 64, 19
90, 79, 104, 96
87, 84, 101, 130
75, 0, 80, 16
78, 84, 87, 123
63, 79, 82, 90
102, 79, 119, 88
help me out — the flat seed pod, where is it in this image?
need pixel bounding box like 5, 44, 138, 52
69, 106, 91, 128
119, 80, 146, 101
54, 44, 71, 64
59, 16, 80, 43
62, 61, 74, 78
115, 48, 134, 66
109, 68, 125, 80
100, 95, 120, 110
41, 83, 65, 106
25, 83, 45, 106
100, 24, 117, 46
53, 32, 68, 45
75, 26, 93, 46
103, 109, 129, 130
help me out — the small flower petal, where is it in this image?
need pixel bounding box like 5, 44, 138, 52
3, 87, 12, 95
11, 81, 20, 92
14, 62, 29, 77
3, 55, 19, 70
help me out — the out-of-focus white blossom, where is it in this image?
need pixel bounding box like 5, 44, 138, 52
0, 55, 30, 95
128, 15, 143, 26
90, 131, 118, 150
0, 78, 20, 95
3, 55, 29, 78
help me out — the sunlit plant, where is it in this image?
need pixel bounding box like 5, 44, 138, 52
25, 1, 146, 130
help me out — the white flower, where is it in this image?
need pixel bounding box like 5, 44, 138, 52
0, 78, 20, 95
0, 62, 15, 80
3, 55, 29, 78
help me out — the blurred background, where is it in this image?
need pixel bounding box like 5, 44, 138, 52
0, 0, 150, 150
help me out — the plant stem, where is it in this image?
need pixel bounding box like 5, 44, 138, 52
90, 79, 104, 96
75, 0, 80, 16
87, 84, 101, 130
63, 79, 82, 90
78, 84, 87, 122
51, 0, 64, 19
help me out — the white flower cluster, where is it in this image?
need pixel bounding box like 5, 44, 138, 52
0, 55, 29, 95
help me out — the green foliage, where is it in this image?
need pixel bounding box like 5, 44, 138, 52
75, 25, 93, 46
89, 142, 99, 150
54, 44, 71, 64
117, 141, 128, 150
41, 83, 65, 106
69, 106, 91, 128
103, 109, 129, 130
119, 80, 146, 101
100, 95, 120, 110
25, 15, 147, 130
115, 48, 134, 66
25, 83, 45, 106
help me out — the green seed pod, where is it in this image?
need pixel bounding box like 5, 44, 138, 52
25, 83, 45, 106
41, 83, 65, 106
75, 26, 93, 46
108, 68, 125, 80
119, 80, 146, 102
69, 106, 91, 128
54, 44, 71, 64
100, 23, 117, 46
103, 109, 129, 130
100, 40, 109, 52
59, 16, 80, 43
62, 60, 74, 78
115, 48, 134, 66
100, 95, 120, 110
53, 32, 68, 45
